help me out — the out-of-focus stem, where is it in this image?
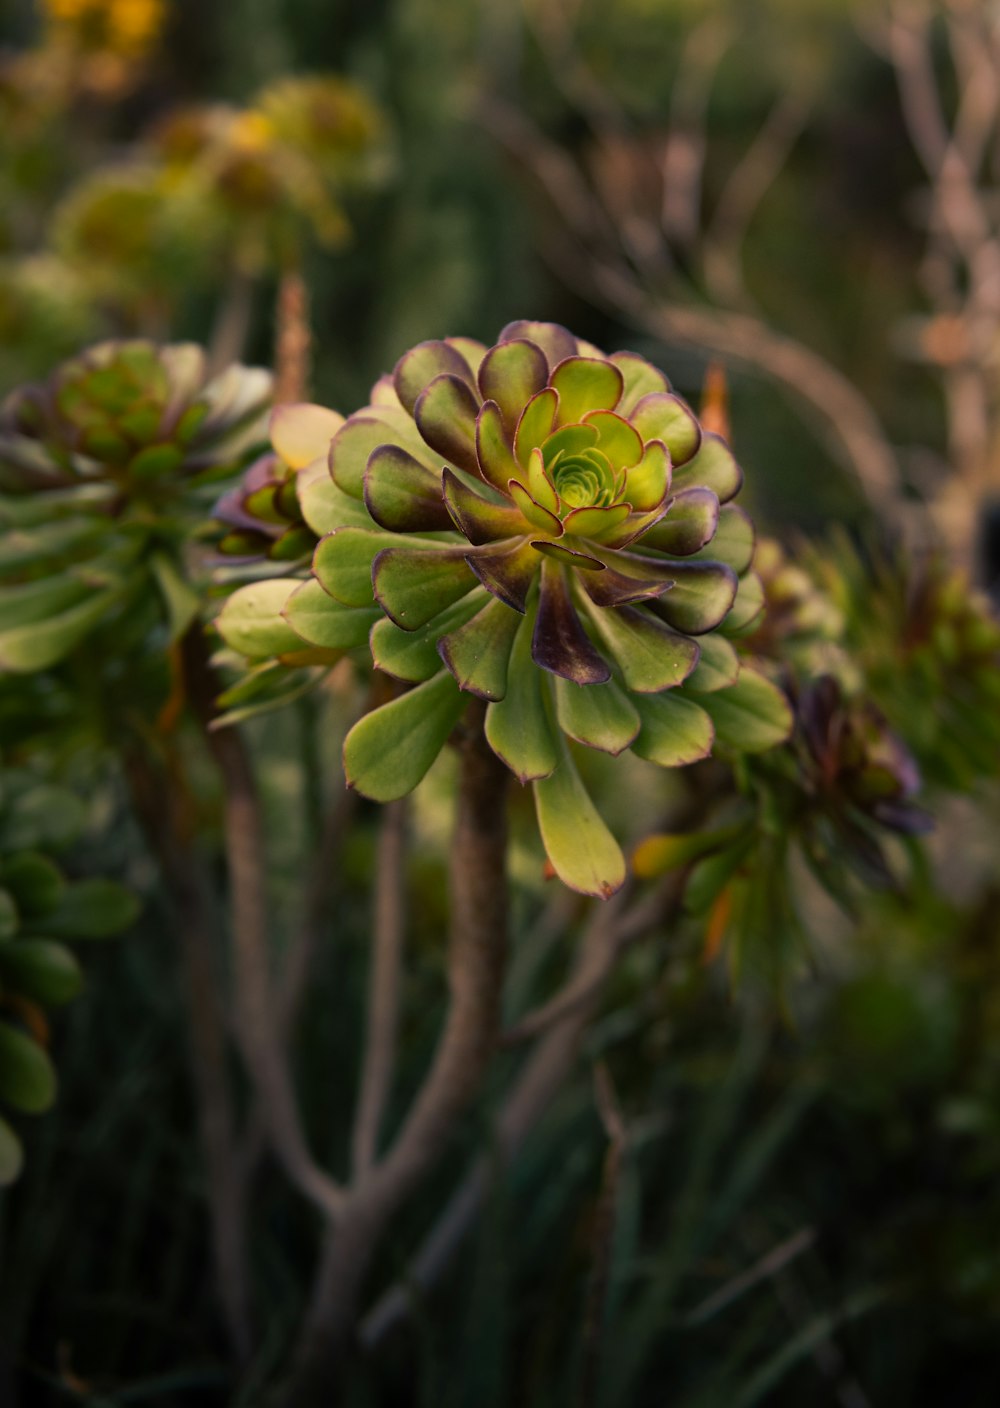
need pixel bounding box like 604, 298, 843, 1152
283, 722, 510, 1404
352, 799, 408, 1180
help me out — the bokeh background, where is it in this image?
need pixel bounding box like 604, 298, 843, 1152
2, 0, 1000, 1404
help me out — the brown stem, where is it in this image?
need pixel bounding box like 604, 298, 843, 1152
284, 723, 510, 1403
181, 628, 346, 1223
352, 799, 408, 1179
123, 746, 251, 1361
273, 266, 313, 405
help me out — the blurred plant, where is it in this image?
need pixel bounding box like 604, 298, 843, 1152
0, 759, 137, 1185
40, 0, 168, 99
0, 340, 271, 673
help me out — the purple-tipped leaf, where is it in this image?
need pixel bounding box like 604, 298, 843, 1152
394, 340, 478, 414
364, 444, 453, 532
442, 466, 526, 543
582, 601, 700, 692
532, 561, 611, 684
477, 339, 549, 434
630, 691, 715, 767
610, 351, 670, 416
514, 388, 558, 468
373, 546, 478, 629
499, 320, 577, 369
465, 538, 541, 613
581, 409, 643, 470
629, 393, 701, 466
475, 400, 520, 494
672, 431, 743, 503
636, 487, 720, 555
648, 560, 739, 635
554, 675, 640, 756
550, 357, 624, 427
414, 374, 481, 476
438, 593, 522, 700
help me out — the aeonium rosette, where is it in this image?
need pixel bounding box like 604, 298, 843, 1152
216, 322, 792, 896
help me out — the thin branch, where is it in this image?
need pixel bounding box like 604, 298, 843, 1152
123, 745, 251, 1361
284, 720, 511, 1402
683, 1226, 816, 1326
273, 266, 313, 405
181, 628, 346, 1225
351, 799, 408, 1180
660, 17, 734, 250
703, 90, 809, 308
577, 1062, 627, 1408
208, 268, 256, 378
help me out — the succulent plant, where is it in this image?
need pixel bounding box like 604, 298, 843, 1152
0, 760, 138, 1185
217, 322, 792, 896
214, 403, 342, 565
0, 340, 271, 672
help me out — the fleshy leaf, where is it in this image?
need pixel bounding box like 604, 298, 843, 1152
466, 538, 541, 613
508, 480, 563, 535
582, 410, 643, 470
562, 503, 631, 538
630, 691, 714, 766
693, 502, 755, 573
215, 580, 307, 659
719, 570, 765, 634
282, 579, 380, 650
683, 633, 741, 693
445, 337, 487, 375
298, 460, 374, 535
699, 667, 793, 752
485, 607, 558, 781
0, 940, 82, 1006
0, 1022, 56, 1113
514, 388, 558, 467
672, 431, 743, 502
475, 400, 520, 494
637, 487, 720, 555
648, 560, 739, 635
373, 547, 478, 629
477, 340, 549, 433
330, 413, 436, 499
582, 601, 699, 692
270, 403, 344, 469
0, 584, 128, 673
541, 423, 598, 467
629, 393, 701, 466
550, 358, 623, 427
394, 340, 477, 414
533, 737, 626, 898
343, 671, 468, 800
499, 320, 577, 368
370, 593, 484, 682
622, 439, 671, 512
555, 675, 640, 755
438, 593, 522, 700
443, 467, 526, 543
414, 374, 481, 475
610, 351, 670, 416
581, 561, 674, 607
314, 527, 412, 607
532, 563, 611, 684
365, 444, 453, 532
526, 448, 560, 515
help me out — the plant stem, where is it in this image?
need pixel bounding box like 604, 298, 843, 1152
352, 799, 408, 1180
180, 628, 346, 1222
284, 723, 510, 1403
123, 746, 252, 1361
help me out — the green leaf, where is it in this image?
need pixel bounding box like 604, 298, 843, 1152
629, 393, 701, 465
694, 503, 755, 574
0, 853, 64, 919
550, 357, 624, 427
633, 824, 748, 878
373, 547, 478, 630
0, 575, 91, 631
630, 690, 714, 766
672, 431, 742, 501
700, 668, 793, 753
365, 444, 453, 533
343, 672, 468, 801
0, 1115, 23, 1186
298, 460, 374, 535
554, 676, 640, 755
650, 561, 738, 635
215, 579, 306, 660
370, 593, 484, 683
0, 785, 85, 852
720, 570, 766, 635
637, 487, 719, 556
477, 339, 549, 433
150, 552, 201, 641
413, 374, 481, 475
683, 633, 741, 693
533, 738, 626, 898
0, 1020, 57, 1113
395, 340, 477, 414
438, 594, 522, 700
582, 601, 699, 692
0, 939, 83, 1005
485, 609, 558, 781
0, 583, 128, 672
282, 580, 379, 651
610, 351, 669, 416
43, 879, 139, 939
